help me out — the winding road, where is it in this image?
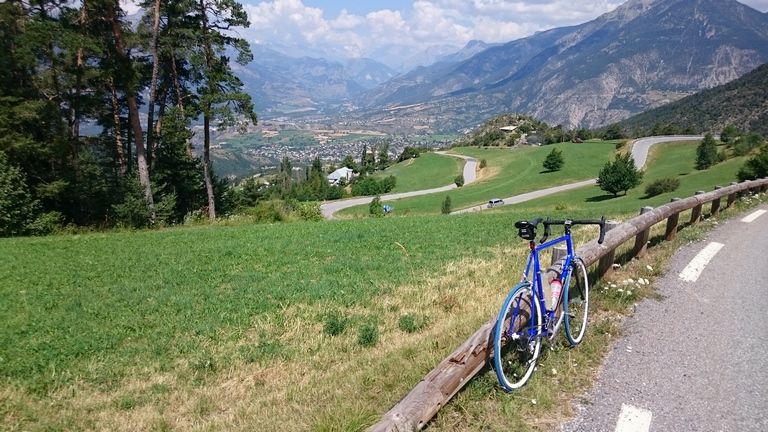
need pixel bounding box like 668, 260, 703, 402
320, 136, 704, 219
320, 152, 478, 219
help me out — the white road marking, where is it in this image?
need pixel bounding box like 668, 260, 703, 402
741, 209, 767, 223
615, 404, 653, 432
679, 242, 725, 283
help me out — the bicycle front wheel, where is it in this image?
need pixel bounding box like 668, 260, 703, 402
493, 283, 542, 391
564, 257, 590, 346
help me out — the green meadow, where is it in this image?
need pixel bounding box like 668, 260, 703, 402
374, 152, 463, 193
339, 140, 620, 217
0, 138, 756, 431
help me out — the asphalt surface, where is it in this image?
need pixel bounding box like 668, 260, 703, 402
631, 136, 703, 168
320, 136, 705, 219
560, 204, 768, 432
320, 152, 478, 219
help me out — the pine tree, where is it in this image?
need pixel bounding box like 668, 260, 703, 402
441, 195, 452, 214
543, 148, 564, 171
696, 133, 719, 170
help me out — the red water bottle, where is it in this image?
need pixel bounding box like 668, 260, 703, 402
550, 279, 562, 306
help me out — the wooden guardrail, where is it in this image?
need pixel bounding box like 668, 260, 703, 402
369, 177, 768, 432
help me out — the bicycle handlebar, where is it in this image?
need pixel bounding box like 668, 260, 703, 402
516, 216, 607, 244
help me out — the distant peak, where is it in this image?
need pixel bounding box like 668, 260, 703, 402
606, 0, 662, 23
464, 40, 487, 49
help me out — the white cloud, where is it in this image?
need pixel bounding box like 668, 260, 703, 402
239, 0, 768, 69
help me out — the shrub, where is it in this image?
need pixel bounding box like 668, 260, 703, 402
242, 200, 289, 223
454, 175, 465, 187
737, 145, 768, 181
479, 158, 487, 169
398, 313, 427, 333
357, 323, 379, 347
441, 195, 452, 214
0, 152, 40, 237
369, 195, 384, 217
26, 211, 63, 236
323, 312, 347, 336
644, 177, 680, 197
294, 201, 323, 221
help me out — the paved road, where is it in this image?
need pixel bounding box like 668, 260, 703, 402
320, 136, 704, 219
454, 136, 704, 214
452, 179, 599, 214
560, 205, 768, 432
631, 135, 703, 169
320, 153, 478, 219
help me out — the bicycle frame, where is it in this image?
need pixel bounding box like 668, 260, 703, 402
519, 233, 575, 338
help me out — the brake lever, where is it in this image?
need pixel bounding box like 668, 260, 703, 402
540, 219, 551, 243
597, 216, 606, 244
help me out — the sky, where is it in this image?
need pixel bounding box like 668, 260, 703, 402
123, 0, 768, 69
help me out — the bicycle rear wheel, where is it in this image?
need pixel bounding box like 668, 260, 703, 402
493, 283, 542, 391
564, 257, 590, 346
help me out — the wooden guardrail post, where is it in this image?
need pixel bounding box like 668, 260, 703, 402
761, 178, 768, 193
690, 191, 705, 224
711, 186, 722, 217
727, 182, 738, 207
632, 207, 653, 258
664, 198, 681, 241
550, 245, 567, 266
597, 220, 620, 277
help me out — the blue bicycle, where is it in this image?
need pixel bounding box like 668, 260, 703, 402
493, 217, 606, 391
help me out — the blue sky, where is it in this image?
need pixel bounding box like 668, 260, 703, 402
302, 0, 415, 16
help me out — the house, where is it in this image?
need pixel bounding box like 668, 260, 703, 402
327, 167, 356, 185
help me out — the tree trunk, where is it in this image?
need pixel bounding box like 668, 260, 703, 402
203, 112, 216, 219
199, 0, 216, 219
145, 0, 161, 168
106, 3, 155, 220
169, 53, 192, 157
109, 78, 126, 175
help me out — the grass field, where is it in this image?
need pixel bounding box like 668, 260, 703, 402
374, 152, 463, 193
338, 140, 620, 217
1, 213, 542, 431
500, 140, 747, 215
1, 139, 756, 431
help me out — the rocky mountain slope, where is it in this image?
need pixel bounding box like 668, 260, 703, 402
234, 44, 396, 115
615, 62, 768, 136
354, 0, 768, 131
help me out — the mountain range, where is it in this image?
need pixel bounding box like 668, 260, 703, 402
615, 62, 768, 136
233, 44, 396, 116
239, 0, 768, 132
350, 0, 768, 131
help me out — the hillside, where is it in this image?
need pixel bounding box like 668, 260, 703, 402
351, 0, 768, 131
614, 63, 768, 136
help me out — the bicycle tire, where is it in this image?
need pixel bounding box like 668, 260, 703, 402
564, 257, 590, 346
493, 282, 542, 391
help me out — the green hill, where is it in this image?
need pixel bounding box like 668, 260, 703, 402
614, 63, 768, 137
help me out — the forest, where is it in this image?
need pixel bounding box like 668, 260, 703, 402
0, 0, 256, 236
